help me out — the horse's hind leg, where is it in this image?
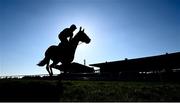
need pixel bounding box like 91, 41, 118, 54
50, 60, 59, 76
46, 59, 51, 76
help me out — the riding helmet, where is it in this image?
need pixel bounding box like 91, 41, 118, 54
70, 24, 77, 30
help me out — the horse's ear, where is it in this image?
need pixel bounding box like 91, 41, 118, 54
82, 29, 85, 32
80, 27, 82, 31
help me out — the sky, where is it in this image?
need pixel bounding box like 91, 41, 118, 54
0, 0, 180, 76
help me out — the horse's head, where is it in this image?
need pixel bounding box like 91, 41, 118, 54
75, 27, 91, 44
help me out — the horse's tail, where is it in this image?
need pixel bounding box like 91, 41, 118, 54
37, 56, 49, 66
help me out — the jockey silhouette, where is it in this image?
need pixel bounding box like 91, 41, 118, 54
58, 24, 77, 48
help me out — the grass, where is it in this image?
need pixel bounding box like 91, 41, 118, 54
0, 79, 180, 102
61, 80, 180, 102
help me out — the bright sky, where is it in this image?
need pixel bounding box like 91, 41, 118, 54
0, 0, 180, 76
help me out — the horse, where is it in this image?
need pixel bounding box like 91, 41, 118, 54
37, 27, 91, 76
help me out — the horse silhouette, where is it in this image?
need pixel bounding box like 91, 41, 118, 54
37, 27, 91, 76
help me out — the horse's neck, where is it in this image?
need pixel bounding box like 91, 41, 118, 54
70, 35, 79, 51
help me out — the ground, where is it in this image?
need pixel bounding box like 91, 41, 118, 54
0, 78, 180, 102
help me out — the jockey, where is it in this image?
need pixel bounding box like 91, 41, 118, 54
58, 24, 77, 47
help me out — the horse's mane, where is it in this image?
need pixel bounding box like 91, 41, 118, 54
70, 30, 81, 43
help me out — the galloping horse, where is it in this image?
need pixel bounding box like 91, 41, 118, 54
37, 27, 91, 76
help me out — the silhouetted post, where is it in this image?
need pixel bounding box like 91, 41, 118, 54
84, 59, 86, 66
